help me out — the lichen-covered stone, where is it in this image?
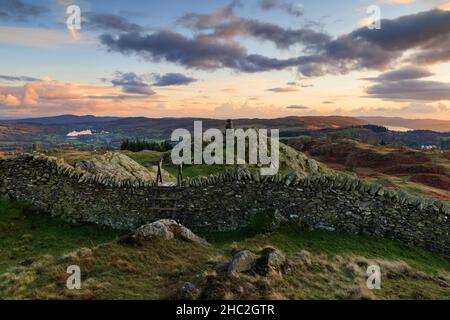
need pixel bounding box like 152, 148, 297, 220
134, 220, 175, 240
228, 250, 258, 275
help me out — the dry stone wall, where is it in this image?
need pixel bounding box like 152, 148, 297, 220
0, 154, 449, 256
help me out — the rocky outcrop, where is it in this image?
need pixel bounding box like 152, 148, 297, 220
228, 247, 289, 277
191, 247, 290, 299
228, 250, 259, 275
279, 143, 327, 175
134, 219, 176, 240
132, 219, 209, 245
75, 151, 173, 183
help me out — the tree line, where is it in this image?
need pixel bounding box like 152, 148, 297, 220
120, 139, 173, 152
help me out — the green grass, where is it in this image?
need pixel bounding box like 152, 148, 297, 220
204, 225, 450, 275
119, 150, 227, 178
165, 163, 227, 178
0, 200, 119, 274
0, 200, 448, 300
119, 150, 164, 166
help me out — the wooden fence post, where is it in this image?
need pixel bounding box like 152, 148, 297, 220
177, 163, 183, 186
156, 158, 163, 186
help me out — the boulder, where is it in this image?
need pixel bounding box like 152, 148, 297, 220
178, 225, 210, 246
134, 220, 175, 240
255, 247, 288, 275
179, 282, 198, 300
228, 250, 259, 275
132, 219, 209, 245
227, 247, 289, 277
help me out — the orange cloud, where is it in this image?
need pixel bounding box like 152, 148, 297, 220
221, 88, 240, 93
0, 79, 165, 117
438, 3, 450, 10
266, 87, 300, 93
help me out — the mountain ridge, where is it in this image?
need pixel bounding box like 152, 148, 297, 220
359, 116, 450, 132
3, 114, 449, 132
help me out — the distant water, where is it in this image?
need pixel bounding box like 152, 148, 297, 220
66, 129, 93, 137
384, 125, 413, 132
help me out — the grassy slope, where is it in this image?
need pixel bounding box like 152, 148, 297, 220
0, 201, 448, 300
0, 201, 118, 274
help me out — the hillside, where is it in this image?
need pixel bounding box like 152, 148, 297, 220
0, 115, 367, 139
3, 115, 450, 154
1, 141, 449, 300
361, 117, 450, 132
286, 137, 450, 202
0, 200, 448, 300
5, 115, 122, 125
280, 125, 450, 149
0, 123, 54, 139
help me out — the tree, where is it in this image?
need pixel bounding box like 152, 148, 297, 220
120, 138, 173, 152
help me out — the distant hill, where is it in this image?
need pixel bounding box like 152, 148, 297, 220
0, 123, 53, 139
360, 117, 450, 132
4, 114, 122, 125
0, 115, 368, 139
3, 114, 367, 128
280, 125, 450, 149
2, 115, 449, 149
11, 115, 446, 132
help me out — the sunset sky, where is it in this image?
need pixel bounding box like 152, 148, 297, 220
0, 0, 450, 119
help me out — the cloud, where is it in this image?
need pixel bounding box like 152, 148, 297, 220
177, 6, 235, 29
362, 66, 434, 81
258, 0, 303, 17
85, 12, 143, 33
366, 79, 450, 101
213, 100, 300, 118
267, 87, 300, 92
100, 29, 316, 73
177, 6, 328, 49
0, 0, 48, 22
107, 71, 197, 94
101, 31, 257, 71
109, 72, 155, 95
83, 94, 150, 100
338, 102, 450, 118
287, 81, 314, 87
364, 66, 450, 101
398, 102, 450, 113
439, 3, 450, 10
221, 88, 240, 93
299, 9, 450, 76
100, 8, 450, 77
286, 105, 308, 109
152, 73, 197, 86
0, 74, 40, 82
407, 34, 450, 65
0, 78, 166, 117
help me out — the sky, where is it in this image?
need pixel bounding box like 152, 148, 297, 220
0, 0, 450, 119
